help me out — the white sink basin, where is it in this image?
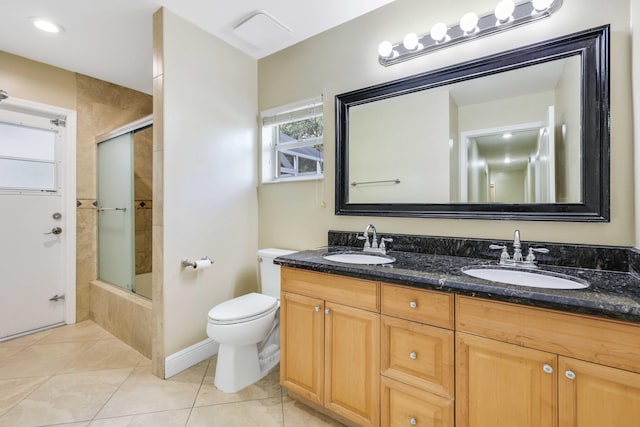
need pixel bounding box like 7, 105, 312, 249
323, 252, 395, 265
462, 267, 588, 290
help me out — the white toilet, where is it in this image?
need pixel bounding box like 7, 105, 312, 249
206, 248, 295, 393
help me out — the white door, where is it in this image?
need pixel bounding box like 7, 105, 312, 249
0, 106, 71, 340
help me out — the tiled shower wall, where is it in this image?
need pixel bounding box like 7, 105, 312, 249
75, 74, 152, 320
134, 126, 153, 275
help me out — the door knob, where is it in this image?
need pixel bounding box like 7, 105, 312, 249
44, 227, 62, 235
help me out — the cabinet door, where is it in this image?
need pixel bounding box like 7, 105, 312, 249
559, 357, 640, 427
381, 376, 453, 427
280, 292, 325, 405
325, 302, 380, 427
456, 332, 557, 427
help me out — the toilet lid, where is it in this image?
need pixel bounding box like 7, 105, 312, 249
208, 293, 278, 325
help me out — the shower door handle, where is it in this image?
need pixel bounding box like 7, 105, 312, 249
44, 227, 62, 235
96, 207, 127, 212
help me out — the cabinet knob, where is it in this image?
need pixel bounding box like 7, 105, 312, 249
325, 308, 331, 315
565, 370, 576, 380
409, 352, 417, 360
409, 301, 417, 309
410, 417, 417, 426
314, 306, 320, 312
543, 364, 554, 374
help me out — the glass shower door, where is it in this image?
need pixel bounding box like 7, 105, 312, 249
97, 132, 134, 290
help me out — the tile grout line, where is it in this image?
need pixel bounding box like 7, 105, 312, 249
88, 365, 138, 422
183, 356, 212, 426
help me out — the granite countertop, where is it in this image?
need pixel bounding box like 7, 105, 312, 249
275, 246, 640, 323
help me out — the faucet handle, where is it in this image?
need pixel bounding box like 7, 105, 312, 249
531, 247, 549, 254
525, 247, 549, 264
379, 237, 393, 251
357, 234, 371, 248
490, 244, 510, 262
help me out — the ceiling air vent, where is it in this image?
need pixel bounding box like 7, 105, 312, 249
233, 10, 292, 49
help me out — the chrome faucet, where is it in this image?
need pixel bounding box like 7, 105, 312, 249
512, 229, 522, 262
358, 224, 392, 254
489, 229, 548, 268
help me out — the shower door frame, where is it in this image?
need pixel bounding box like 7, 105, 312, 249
95, 115, 152, 293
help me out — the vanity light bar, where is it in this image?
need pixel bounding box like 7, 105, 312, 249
378, 0, 563, 66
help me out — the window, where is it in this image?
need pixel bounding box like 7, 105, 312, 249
0, 120, 58, 192
261, 97, 323, 182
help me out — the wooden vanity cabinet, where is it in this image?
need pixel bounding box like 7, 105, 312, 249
280, 267, 380, 427
456, 296, 640, 427
380, 284, 455, 427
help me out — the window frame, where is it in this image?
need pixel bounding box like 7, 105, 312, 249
261, 96, 324, 184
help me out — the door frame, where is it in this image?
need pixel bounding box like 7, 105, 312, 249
1, 96, 77, 325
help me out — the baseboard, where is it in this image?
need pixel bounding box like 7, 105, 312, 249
164, 338, 219, 379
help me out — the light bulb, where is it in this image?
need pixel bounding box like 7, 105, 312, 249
532, 0, 554, 11
430, 22, 448, 42
31, 18, 64, 33
403, 32, 420, 51
460, 12, 479, 33
495, 0, 515, 21
378, 41, 393, 58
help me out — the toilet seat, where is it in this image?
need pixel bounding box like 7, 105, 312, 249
208, 293, 278, 325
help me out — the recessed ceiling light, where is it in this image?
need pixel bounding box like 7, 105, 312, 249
31, 17, 64, 34
502, 133, 513, 139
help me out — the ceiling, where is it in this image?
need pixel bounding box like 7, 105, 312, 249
0, 0, 395, 95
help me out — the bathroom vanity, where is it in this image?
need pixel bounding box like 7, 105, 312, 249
276, 232, 640, 427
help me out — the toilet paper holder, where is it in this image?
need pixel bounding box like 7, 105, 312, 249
182, 256, 213, 269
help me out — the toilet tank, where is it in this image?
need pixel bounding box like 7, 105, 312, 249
258, 248, 296, 298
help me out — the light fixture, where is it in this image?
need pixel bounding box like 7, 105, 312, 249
495, 0, 516, 23
378, 0, 563, 66
504, 155, 511, 164
460, 12, 479, 34
31, 17, 64, 33
502, 133, 513, 139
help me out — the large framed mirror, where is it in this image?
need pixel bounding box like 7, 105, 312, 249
335, 25, 609, 221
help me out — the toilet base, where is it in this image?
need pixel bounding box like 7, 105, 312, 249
214, 343, 279, 393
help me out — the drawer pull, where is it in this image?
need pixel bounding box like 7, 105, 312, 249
314, 306, 320, 312
543, 364, 553, 374
409, 301, 417, 309
325, 308, 331, 315
410, 417, 417, 426
409, 351, 417, 360
565, 370, 576, 380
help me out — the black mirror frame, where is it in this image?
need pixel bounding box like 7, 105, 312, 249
335, 25, 610, 222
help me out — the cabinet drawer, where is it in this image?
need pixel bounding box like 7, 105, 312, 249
282, 267, 379, 311
381, 376, 453, 427
381, 316, 454, 398
456, 296, 640, 374
381, 284, 453, 329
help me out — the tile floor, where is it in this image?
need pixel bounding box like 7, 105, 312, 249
0, 321, 344, 427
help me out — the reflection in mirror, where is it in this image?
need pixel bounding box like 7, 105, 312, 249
348, 56, 581, 205
336, 26, 609, 221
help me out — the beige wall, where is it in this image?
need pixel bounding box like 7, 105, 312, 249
458, 91, 554, 133
258, 0, 634, 248
155, 9, 259, 362
634, 0, 640, 249
554, 57, 582, 203
349, 89, 450, 203
0, 51, 76, 109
